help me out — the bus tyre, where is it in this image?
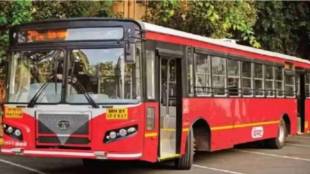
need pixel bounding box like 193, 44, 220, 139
175, 129, 194, 170
266, 119, 287, 149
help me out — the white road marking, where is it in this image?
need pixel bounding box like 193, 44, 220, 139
287, 143, 310, 148
237, 149, 310, 162
193, 164, 246, 174
0, 158, 47, 174
293, 136, 310, 140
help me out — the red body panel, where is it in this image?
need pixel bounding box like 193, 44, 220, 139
0, 97, 299, 161
143, 102, 159, 162
305, 99, 310, 133
183, 98, 297, 151
1, 103, 158, 162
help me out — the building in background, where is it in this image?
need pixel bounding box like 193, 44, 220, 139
112, 0, 148, 20
0, 65, 5, 145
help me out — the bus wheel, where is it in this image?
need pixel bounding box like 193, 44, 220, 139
266, 119, 287, 149
175, 129, 194, 170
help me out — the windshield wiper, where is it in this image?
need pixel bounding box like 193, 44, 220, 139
28, 82, 49, 108
72, 78, 99, 108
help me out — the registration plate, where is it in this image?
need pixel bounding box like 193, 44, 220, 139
106, 108, 128, 120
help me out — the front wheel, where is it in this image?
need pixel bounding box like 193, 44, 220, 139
175, 129, 194, 170
266, 119, 287, 149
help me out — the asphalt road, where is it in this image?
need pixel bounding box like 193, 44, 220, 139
0, 134, 310, 174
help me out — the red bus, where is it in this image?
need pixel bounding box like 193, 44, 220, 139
1, 18, 309, 169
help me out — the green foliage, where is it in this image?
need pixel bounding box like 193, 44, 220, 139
0, 1, 309, 60
0, 0, 114, 62
145, 0, 260, 48
32, 1, 113, 20
254, 1, 310, 59
0, 0, 32, 60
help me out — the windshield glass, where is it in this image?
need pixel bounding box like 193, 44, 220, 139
67, 48, 141, 104
8, 50, 64, 103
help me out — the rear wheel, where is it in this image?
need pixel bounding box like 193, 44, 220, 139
175, 129, 194, 170
266, 119, 287, 149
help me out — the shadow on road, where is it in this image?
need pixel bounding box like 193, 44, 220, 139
41, 160, 180, 174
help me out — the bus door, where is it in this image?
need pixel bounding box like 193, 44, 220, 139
159, 56, 182, 159
296, 70, 306, 133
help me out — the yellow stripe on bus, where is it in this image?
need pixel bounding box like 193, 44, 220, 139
161, 128, 190, 132
182, 128, 189, 132
159, 154, 180, 161
161, 128, 176, 132
145, 132, 158, 138
0, 138, 3, 146
211, 120, 280, 131
145, 128, 189, 138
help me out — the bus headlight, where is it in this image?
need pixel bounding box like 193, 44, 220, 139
14, 129, 22, 137
6, 126, 14, 134
109, 131, 117, 139
127, 127, 136, 134
104, 125, 138, 143
119, 129, 127, 137
3, 124, 23, 141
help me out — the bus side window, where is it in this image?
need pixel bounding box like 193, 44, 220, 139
187, 49, 194, 96
306, 72, 310, 97
194, 54, 211, 96
211, 56, 226, 96
227, 59, 240, 96
284, 71, 295, 97
241, 61, 252, 96
146, 49, 155, 100
254, 63, 264, 97
275, 66, 284, 97
265, 65, 274, 97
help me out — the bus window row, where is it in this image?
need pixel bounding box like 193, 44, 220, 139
305, 72, 310, 97
187, 53, 296, 98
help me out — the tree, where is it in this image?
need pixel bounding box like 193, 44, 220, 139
0, 0, 114, 61
0, 0, 32, 60
144, 0, 260, 48
32, 1, 113, 20
254, 1, 310, 59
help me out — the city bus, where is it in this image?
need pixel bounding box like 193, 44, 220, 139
0, 18, 309, 169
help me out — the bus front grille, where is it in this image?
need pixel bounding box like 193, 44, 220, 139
36, 113, 90, 146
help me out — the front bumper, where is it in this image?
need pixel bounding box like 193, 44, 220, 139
0, 148, 142, 160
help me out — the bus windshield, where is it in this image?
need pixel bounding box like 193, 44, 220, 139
8, 50, 64, 103
67, 48, 141, 104
8, 48, 141, 104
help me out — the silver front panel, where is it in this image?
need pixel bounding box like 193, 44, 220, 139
37, 113, 89, 145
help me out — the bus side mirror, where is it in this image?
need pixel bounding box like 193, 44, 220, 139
125, 43, 136, 63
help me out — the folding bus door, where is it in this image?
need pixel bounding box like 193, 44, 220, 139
158, 56, 182, 159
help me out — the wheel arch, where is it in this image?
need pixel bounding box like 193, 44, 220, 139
282, 113, 291, 135
191, 118, 211, 152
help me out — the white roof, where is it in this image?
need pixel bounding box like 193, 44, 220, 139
141, 22, 310, 65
